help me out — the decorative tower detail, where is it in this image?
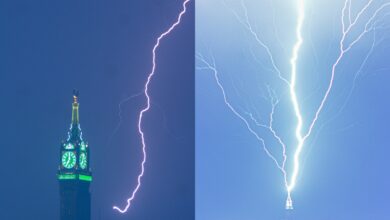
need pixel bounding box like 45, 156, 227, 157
58, 90, 92, 220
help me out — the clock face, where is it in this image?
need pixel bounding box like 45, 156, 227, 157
62, 151, 76, 169
79, 153, 87, 169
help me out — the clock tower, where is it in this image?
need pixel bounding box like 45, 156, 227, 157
58, 90, 92, 220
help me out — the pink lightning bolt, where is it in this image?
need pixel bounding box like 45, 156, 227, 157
113, 0, 191, 213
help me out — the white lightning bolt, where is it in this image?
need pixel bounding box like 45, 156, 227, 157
286, 0, 390, 209
198, 0, 390, 211
285, 0, 305, 209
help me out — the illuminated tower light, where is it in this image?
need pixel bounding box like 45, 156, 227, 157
285, 195, 293, 210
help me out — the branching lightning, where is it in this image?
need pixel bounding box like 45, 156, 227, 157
197, 54, 286, 172
108, 92, 143, 146
286, 0, 390, 210
113, 0, 190, 213
198, 0, 390, 211
226, 0, 290, 85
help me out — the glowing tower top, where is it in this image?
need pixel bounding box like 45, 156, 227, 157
58, 90, 92, 220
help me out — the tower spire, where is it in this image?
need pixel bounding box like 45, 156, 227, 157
72, 89, 80, 125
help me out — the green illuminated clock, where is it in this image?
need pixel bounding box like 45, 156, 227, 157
79, 153, 87, 169
62, 151, 76, 169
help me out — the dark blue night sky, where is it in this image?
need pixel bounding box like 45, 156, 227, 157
1, 0, 194, 219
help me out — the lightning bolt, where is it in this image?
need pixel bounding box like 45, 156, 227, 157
198, 0, 390, 211
286, 0, 390, 209
285, 0, 305, 209
197, 53, 290, 208
113, 0, 191, 213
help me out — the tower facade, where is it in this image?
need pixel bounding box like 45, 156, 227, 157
58, 91, 92, 220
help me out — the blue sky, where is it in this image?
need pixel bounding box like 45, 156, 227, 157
0, 0, 194, 219
196, 0, 390, 219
